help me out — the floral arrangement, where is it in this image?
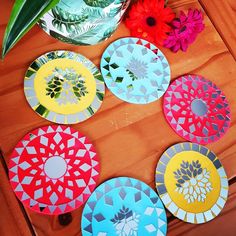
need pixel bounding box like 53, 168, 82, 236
125, 0, 205, 52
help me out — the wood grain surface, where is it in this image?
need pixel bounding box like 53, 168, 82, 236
200, 0, 236, 60
0, 0, 236, 235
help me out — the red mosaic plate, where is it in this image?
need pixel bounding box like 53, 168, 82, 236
8, 125, 99, 215
163, 75, 231, 144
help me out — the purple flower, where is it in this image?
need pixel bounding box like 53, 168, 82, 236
164, 9, 205, 52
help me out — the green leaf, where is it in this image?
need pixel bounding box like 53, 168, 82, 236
2, 0, 60, 58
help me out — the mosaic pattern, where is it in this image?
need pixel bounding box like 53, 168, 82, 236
155, 142, 228, 224
174, 161, 213, 203
101, 37, 171, 104
45, 67, 88, 105
82, 177, 167, 235
24, 51, 105, 124
8, 125, 100, 215
163, 75, 231, 144
39, 0, 131, 45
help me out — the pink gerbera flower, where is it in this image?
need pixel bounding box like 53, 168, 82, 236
164, 9, 205, 52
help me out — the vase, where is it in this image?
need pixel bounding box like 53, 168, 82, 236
38, 0, 131, 45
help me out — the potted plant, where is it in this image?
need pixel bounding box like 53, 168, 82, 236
2, 0, 131, 58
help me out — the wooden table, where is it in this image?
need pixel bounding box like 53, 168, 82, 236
0, 0, 236, 235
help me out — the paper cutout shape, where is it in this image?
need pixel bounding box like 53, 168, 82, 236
155, 142, 228, 224
163, 75, 231, 144
24, 50, 105, 124
38, 0, 131, 45
8, 125, 100, 215
82, 177, 167, 235
101, 37, 171, 104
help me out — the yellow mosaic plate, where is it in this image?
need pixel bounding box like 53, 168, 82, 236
155, 142, 228, 224
24, 51, 105, 124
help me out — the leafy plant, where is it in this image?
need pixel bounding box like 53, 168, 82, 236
83, 0, 114, 8
51, 7, 88, 34
2, 0, 59, 58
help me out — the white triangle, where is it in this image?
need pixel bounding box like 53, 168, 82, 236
79, 137, 86, 144
64, 127, 71, 134
12, 156, 20, 164
46, 177, 50, 182
88, 178, 96, 185
42, 158, 47, 162
15, 184, 23, 192
22, 192, 30, 201
156, 208, 164, 216
72, 132, 79, 138
92, 160, 98, 167
56, 126, 63, 132
47, 126, 54, 133
38, 128, 46, 135
15, 148, 24, 155
59, 177, 64, 182
10, 166, 18, 174
30, 199, 37, 206
11, 175, 19, 183
52, 179, 57, 184
22, 140, 29, 147
84, 144, 92, 151
158, 219, 166, 227
91, 169, 98, 177
89, 151, 96, 158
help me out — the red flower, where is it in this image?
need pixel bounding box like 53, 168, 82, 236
125, 0, 175, 45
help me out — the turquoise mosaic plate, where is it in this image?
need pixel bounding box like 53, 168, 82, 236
100, 37, 171, 104
82, 177, 167, 236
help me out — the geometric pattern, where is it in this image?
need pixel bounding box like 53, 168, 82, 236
24, 50, 105, 124
163, 75, 231, 144
101, 37, 170, 104
155, 142, 228, 224
8, 125, 99, 215
82, 177, 167, 235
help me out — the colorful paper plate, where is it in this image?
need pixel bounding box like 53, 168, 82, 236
155, 142, 228, 224
8, 125, 100, 215
38, 0, 130, 45
24, 50, 105, 124
163, 75, 231, 144
101, 37, 171, 104
82, 177, 167, 236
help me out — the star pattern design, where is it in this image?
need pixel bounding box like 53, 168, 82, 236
9, 125, 99, 215
164, 75, 231, 144
82, 177, 167, 236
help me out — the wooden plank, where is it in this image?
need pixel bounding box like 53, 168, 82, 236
0, 154, 35, 236
199, 0, 236, 59
0, 0, 235, 235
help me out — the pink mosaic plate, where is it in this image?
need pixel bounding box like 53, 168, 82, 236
8, 125, 99, 215
163, 75, 231, 144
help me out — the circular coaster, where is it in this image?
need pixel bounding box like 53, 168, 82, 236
82, 177, 167, 236
24, 50, 105, 124
101, 37, 171, 104
155, 142, 228, 224
38, 0, 130, 45
8, 125, 100, 215
163, 75, 231, 144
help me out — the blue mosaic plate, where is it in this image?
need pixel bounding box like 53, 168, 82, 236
82, 177, 167, 236
100, 37, 171, 104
